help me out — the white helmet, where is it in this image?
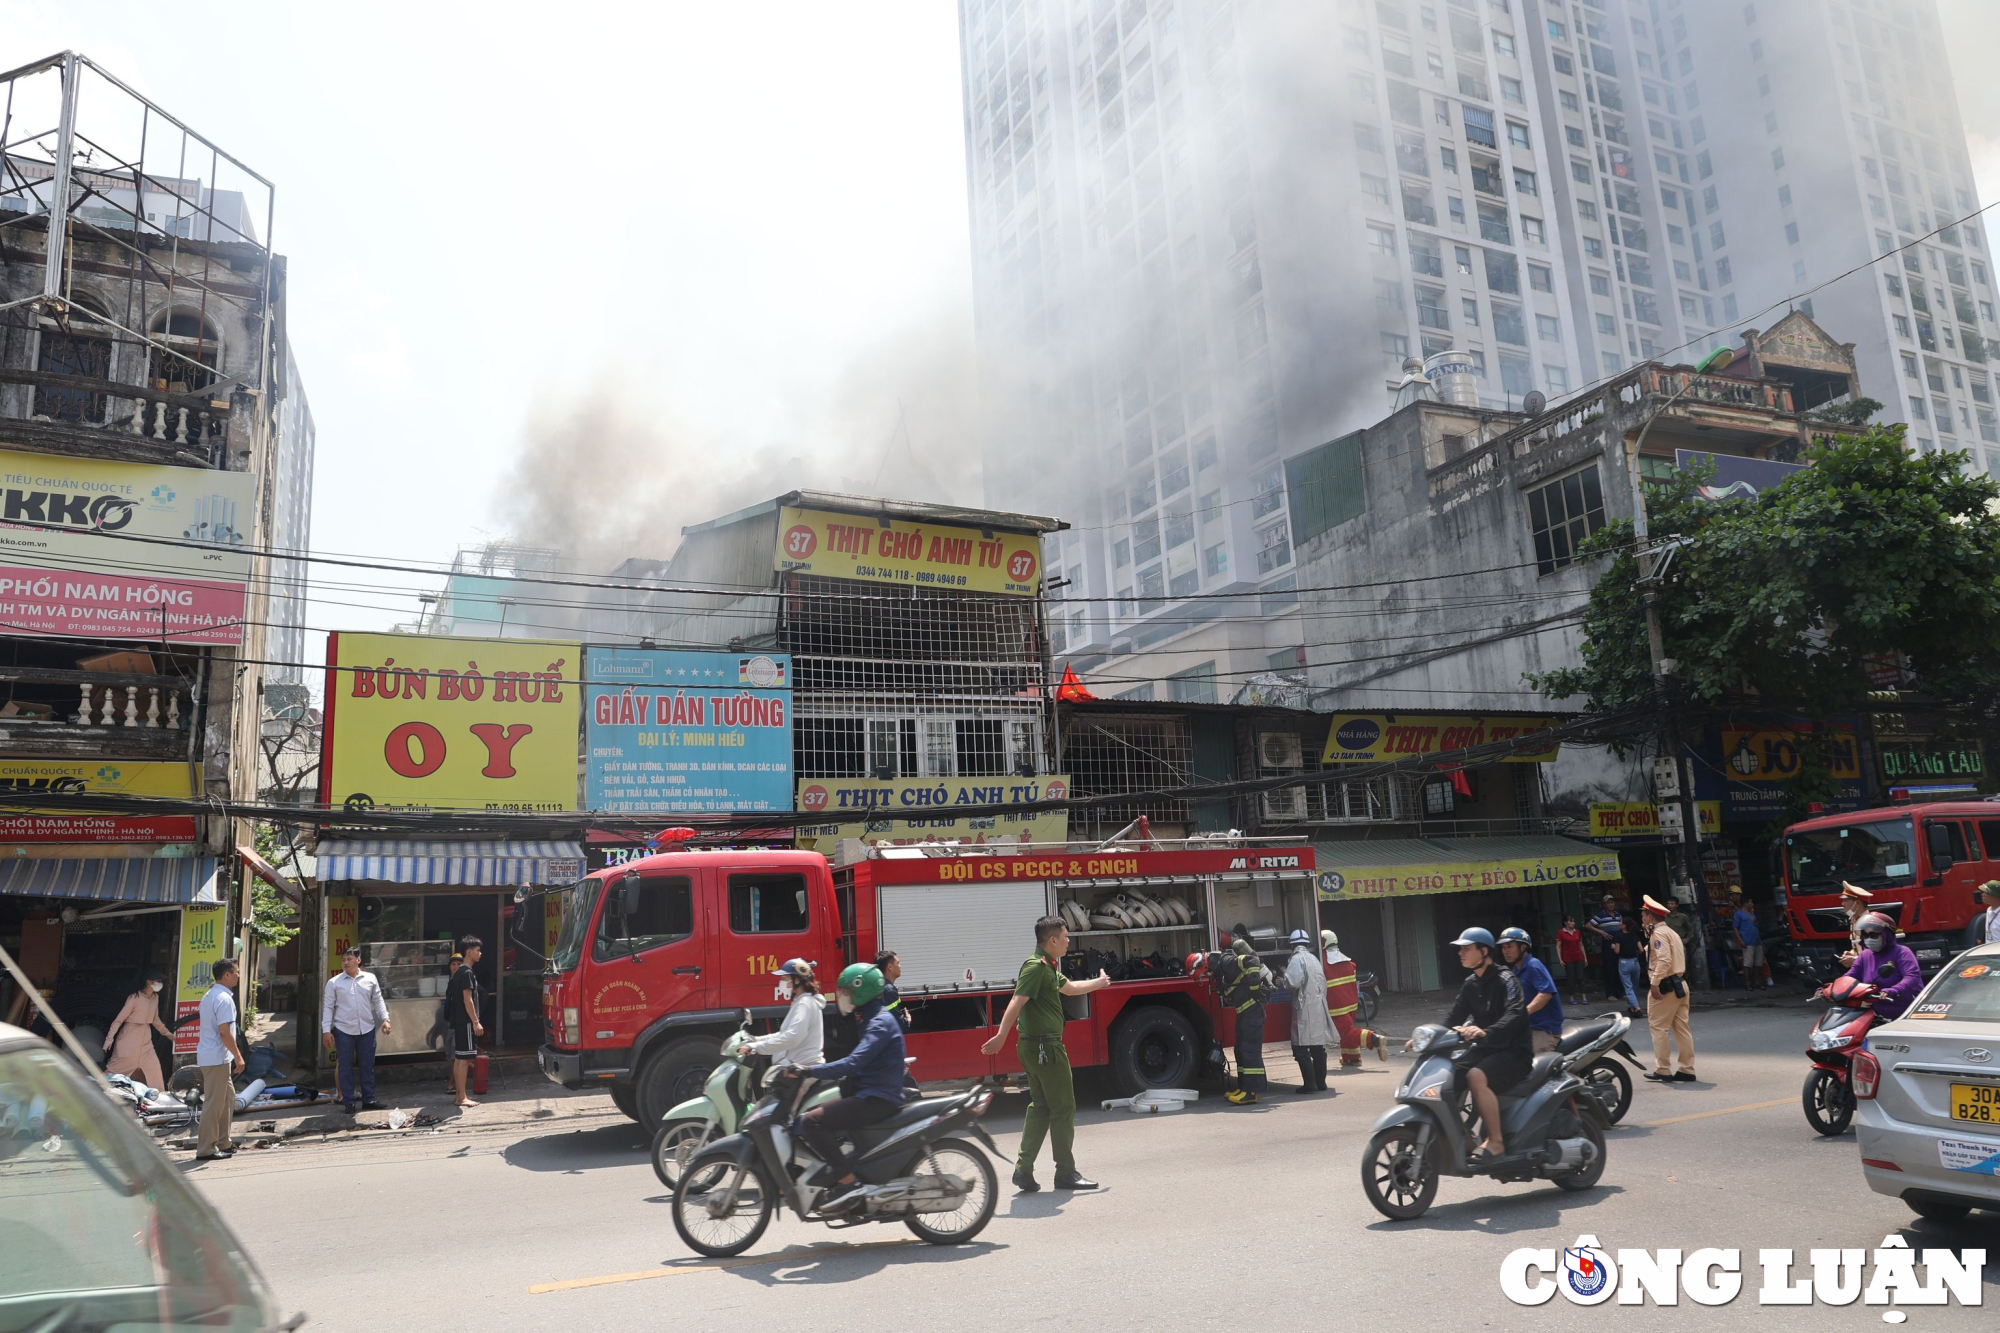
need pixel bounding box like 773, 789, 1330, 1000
1289, 928, 1313, 948
1320, 929, 1338, 948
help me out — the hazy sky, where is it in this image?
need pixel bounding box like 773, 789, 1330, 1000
8, 0, 2000, 658
6, 2, 973, 650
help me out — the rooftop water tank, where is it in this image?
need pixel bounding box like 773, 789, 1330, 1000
1424, 349, 1480, 407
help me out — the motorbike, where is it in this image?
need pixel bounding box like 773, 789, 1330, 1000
1802, 974, 1880, 1136
651, 1012, 841, 1191
1361, 1014, 1627, 1220
1562, 1017, 1646, 1124
1356, 969, 1382, 1027
671, 1071, 1002, 1258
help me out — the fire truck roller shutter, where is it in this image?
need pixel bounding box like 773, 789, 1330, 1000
879, 879, 1054, 991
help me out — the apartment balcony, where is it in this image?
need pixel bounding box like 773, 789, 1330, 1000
0, 367, 230, 467
0, 663, 195, 760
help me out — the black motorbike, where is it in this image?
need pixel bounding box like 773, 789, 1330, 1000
1564, 1017, 1646, 1124
1361, 1015, 1627, 1220
1356, 969, 1382, 1027
671, 1072, 1003, 1258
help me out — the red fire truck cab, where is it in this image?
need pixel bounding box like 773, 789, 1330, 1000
538, 841, 1318, 1125
1780, 799, 1999, 973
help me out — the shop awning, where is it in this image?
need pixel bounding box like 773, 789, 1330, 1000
1313, 835, 1621, 901
0, 855, 221, 905
315, 840, 587, 887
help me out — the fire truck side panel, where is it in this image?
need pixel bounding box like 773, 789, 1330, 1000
1782, 801, 1995, 971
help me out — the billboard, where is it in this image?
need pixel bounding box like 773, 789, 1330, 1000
321, 633, 581, 812
1587, 800, 1721, 845
794, 774, 1070, 852
1320, 713, 1560, 765
1707, 719, 1865, 820
1316, 846, 1622, 900
775, 504, 1042, 595
0, 760, 197, 842
173, 903, 228, 1055
1675, 449, 1806, 501
0, 449, 255, 644
583, 648, 793, 813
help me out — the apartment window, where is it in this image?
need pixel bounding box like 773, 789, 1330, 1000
1463, 106, 1497, 148
1440, 146, 1458, 173
1369, 223, 1397, 254
1522, 216, 1544, 243
1545, 365, 1569, 392
1537, 314, 1562, 342
1499, 354, 1534, 396
1114, 538, 1131, 567
1589, 272, 1610, 296
1899, 352, 1919, 379
1716, 257, 1732, 285
1493, 304, 1527, 345
1571, 161, 1592, 184
1680, 294, 1699, 318
1549, 18, 1566, 39
1697, 152, 1712, 180
1361, 173, 1392, 206
1356, 124, 1384, 154
1785, 221, 1800, 245
1603, 351, 1622, 373
1202, 543, 1228, 577
1410, 231, 1443, 276
1461, 296, 1481, 325
1435, 97, 1452, 126
1893, 314, 1911, 338
1554, 53, 1573, 74
1513, 168, 1538, 195
1710, 222, 1726, 250
1477, 202, 1511, 243
1529, 263, 1553, 292
1908, 397, 1927, 421
1493, 32, 1515, 58
1596, 312, 1617, 335
1583, 236, 1603, 258
1771, 147, 1784, 170
1560, 91, 1579, 111
1256, 525, 1291, 574
1577, 199, 1597, 220
1527, 464, 1607, 574
1507, 120, 1531, 149
1455, 245, 1474, 275
1167, 662, 1218, 704
1381, 331, 1410, 357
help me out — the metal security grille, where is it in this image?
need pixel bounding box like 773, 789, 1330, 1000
781, 573, 1051, 780
1058, 713, 1192, 836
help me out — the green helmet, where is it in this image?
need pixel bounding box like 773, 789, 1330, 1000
837, 962, 886, 1006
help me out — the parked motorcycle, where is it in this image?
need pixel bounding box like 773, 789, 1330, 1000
651, 1012, 841, 1191
1356, 969, 1382, 1027
1802, 974, 1880, 1136
671, 1071, 1002, 1258
1562, 1017, 1646, 1124
1361, 1015, 1626, 1220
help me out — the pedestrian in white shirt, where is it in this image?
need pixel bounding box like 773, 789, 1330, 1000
194, 959, 244, 1162
742, 959, 824, 1068
1972, 880, 2000, 949
322, 947, 391, 1114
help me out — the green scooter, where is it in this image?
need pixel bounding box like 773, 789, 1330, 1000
651, 1012, 838, 1190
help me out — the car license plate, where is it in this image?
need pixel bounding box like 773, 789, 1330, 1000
1950, 1082, 2000, 1123
1917, 948, 1943, 962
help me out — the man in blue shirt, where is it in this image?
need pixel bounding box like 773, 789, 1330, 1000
1498, 928, 1565, 1053
797, 962, 908, 1212
1730, 888, 1767, 990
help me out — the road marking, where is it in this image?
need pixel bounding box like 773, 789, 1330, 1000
528, 1239, 917, 1293
1644, 1096, 1792, 1127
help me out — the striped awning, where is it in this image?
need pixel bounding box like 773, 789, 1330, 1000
315, 840, 587, 887
0, 856, 220, 904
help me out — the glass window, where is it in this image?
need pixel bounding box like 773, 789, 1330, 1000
1903, 960, 2000, 1023
728, 873, 810, 934
1784, 817, 1914, 892
595, 875, 694, 960
1526, 464, 1607, 574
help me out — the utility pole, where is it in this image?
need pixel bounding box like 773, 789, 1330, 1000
1625, 349, 1734, 975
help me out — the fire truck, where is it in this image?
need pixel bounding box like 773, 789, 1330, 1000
1779, 799, 1999, 973
537, 839, 1319, 1125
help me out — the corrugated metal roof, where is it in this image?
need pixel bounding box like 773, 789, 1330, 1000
0, 856, 219, 904
316, 840, 585, 887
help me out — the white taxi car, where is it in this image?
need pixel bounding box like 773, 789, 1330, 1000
1854, 942, 2000, 1222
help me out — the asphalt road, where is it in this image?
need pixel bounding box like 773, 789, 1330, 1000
191, 1005, 1996, 1331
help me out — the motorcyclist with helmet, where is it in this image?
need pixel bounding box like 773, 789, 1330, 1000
1413, 927, 1532, 1159
1838, 912, 1924, 1022
792, 962, 908, 1211
1496, 927, 1564, 1055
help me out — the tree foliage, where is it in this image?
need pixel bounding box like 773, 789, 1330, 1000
1531, 429, 2000, 719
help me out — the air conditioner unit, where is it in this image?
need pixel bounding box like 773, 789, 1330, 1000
1258, 731, 1304, 771
1261, 786, 1306, 821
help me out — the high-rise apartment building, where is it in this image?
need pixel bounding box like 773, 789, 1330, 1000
1671, 0, 1999, 463
958, 0, 1991, 699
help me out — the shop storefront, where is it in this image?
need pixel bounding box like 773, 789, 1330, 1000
311, 840, 585, 1059
0, 856, 222, 1063
1313, 835, 1622, 992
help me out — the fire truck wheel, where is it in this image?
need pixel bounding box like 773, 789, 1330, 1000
608, 1084, 640, 1121
1107, 1006, 1199, 1097
639, 1037, 722, 1126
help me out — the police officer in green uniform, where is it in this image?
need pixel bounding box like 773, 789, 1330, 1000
983, 914, 1111, 1192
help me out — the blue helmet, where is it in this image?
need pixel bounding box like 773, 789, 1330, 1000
1451, 926, 1496, 949
1497, 927, 1532, 947
772, 958, 815, 981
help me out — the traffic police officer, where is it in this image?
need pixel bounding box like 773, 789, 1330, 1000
983, 914, 1109, 1192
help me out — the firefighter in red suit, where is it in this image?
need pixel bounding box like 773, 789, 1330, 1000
1322, 929, 1388, 1067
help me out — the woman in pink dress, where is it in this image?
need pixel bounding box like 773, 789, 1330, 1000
104, 969, 174, 1089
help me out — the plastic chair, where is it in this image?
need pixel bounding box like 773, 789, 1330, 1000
1706, 947, 1736, 990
